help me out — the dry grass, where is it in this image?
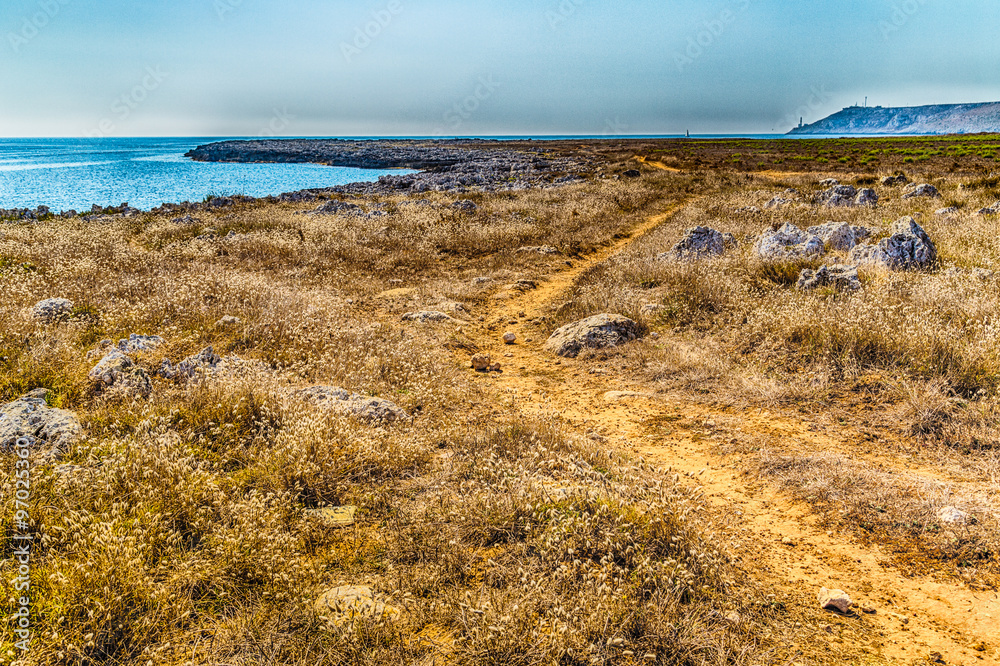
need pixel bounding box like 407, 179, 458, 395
0, 168, 808, 665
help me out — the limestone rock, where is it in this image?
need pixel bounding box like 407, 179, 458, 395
814, 185, 858, 207
32, 298, 74, 323
160, 346, 222, 380
850, 216, 937, 271
754, 223, 825, 261
854, 188, 878, 207
881, 174, 909, 187
935, 207, 959, 216
314, 200, 362, 215
902, 183, 941, 199
451, 199, 478, 212
765, 196, 793, 209
806, 222, 871, 251
471, 354, 492, 371
796, 265, 862, 292
818, 587, 852, 613
298, 386, 410, 424
544, 314, 642, 358
117, 333, 165, 354
975, 201, 1000, 216
0, 391, 82, 458
315, 585, 400, 625
662, 226, 726, 260
819, 178, 840, 187
88, 350, 152, 398
215, 315, 242, 328
401, 311, 459, 324
937, 506, 968, 525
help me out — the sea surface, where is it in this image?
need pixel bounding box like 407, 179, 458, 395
0, 137, 415, 212
0, 134, 870, 212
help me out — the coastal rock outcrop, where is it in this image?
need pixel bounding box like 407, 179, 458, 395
544, 314, 642, 358
754, 223, 824, 260
796, 264, 862, 292
298, 386, 410, 424
0, 389, 82, 458
661, 226, 727, 260
806, 222, 871, 251
850, 216, 937, 270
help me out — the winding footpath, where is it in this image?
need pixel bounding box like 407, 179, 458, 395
455, 170, 1000, 664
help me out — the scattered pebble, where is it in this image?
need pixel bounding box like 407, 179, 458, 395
503, 332, 517, 344
818, 587, 852, 614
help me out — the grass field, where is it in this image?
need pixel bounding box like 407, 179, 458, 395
3, 138, 999, 665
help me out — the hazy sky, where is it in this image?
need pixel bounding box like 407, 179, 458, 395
1, 0, 998, 136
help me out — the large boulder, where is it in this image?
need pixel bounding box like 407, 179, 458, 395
814, 185, 857, 207
796, 264, 862, 292
298, 386, 410, 424
662, 226, 726, 260
806, 223, 871, 251
854, 188, 878, 207
850, 216, 937, 271
0, 389, 82, 458
754, 223, 824, 260
902, 183, 941, 199
544, 314, 642, 358
32, 298, 74, 324
88, 350, 152, 398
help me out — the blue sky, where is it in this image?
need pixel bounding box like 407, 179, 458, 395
1, 0, 998, 136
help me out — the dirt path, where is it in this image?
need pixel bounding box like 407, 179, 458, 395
459, 201, 1000, 665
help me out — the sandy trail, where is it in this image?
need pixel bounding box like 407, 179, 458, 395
457, 192, 1000, 664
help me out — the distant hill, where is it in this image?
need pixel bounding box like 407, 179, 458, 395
787, 102, 1000, 136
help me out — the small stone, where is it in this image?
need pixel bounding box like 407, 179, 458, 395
503, 332, 517, 344
516, 245, 559, 255
489, 363, 502, 372
754, 223, 824, 261
937, 506, 968, 525
935, 207, 959, 216
304, 506, 357, 527
31, 298, 74, 323
818, 587, 852, 613
861, 605, 876, 614
781, 536, 795, 546
314, 585, 399, 626
796, 264, 862, 293
215, 315, 242, 328
117, 333, 165, 353
471, 354, 492, 372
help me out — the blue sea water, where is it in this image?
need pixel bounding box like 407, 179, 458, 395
0, 137, 415, 212
0, 134, 870, 212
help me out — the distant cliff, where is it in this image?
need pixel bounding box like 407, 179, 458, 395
787, 102, 1000, 135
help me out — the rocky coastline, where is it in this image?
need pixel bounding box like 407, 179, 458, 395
1, 140, 590, 221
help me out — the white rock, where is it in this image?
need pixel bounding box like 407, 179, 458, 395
937, 506, 968, 525
818, 587, 852, 613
